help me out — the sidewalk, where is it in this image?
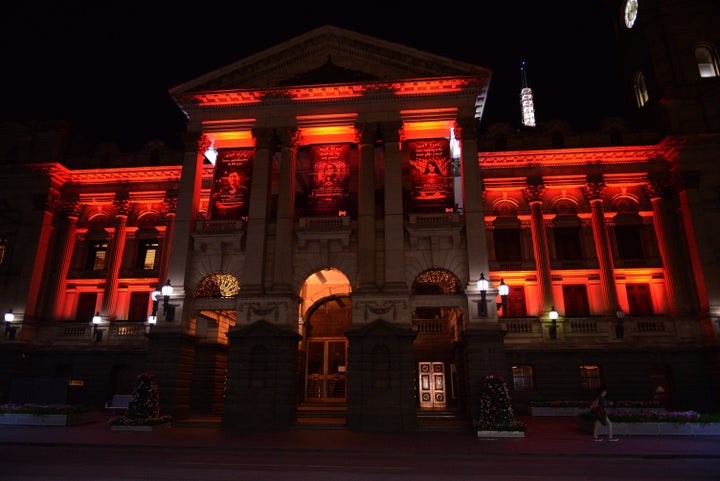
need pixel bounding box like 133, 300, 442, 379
1, 415, 718, 459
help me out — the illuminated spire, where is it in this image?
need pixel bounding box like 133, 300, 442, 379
520, 61, 536, 127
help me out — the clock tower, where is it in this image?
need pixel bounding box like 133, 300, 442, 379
604, 0, 720, 133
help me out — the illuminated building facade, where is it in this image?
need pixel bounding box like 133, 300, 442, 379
1, 1, 719, 431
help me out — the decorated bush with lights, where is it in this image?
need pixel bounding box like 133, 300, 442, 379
474, 374, 525, 432
110, 372, 171, 426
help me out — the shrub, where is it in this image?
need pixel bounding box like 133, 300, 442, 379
474, 375, 525, 432
109, 372, 171, 426
0, 404, 94, 415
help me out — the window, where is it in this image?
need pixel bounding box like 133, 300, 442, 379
634, 71, 649, 108
580, 365, 602, 390
86, 241, 108, 271
506, 285, 527, 317
615, 225, 644, 259
562, 285, 590, 316
695, 45, 719, 78
554, 226, 583, 261
512, 365, 534, 391
626, 283, 654, 316
0, 236, 6, 265
128, 292, 150, 321
136, 240, 158, 270
76, 292, 98, 322
494, 229, 522, 262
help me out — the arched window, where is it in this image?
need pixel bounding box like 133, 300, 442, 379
695, 44, 719, 78
634, 71, 649, 108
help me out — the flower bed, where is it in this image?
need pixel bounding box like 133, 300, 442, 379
0, 404, 99, 426
530, 400, 665, 417
576, 410, 720, 436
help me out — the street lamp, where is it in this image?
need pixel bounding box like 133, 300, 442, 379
476, 273, 489, 317
161, 279, 174, 321
146, 314, 157, 336
92, 312, 102, 342
4, 308, 16, 340
151, 286, 162, 317
497, 279, 509, 316
615, 306, 625, 339
549, 306, 558, 339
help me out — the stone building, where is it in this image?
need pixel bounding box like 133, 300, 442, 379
0, 0, 718, 431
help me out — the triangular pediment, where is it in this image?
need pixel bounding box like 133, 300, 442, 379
170, 25, 490, 95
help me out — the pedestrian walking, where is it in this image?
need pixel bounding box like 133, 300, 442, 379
591, 387, 619, 441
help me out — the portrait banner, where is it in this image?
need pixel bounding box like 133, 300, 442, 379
310, 144, 350, 214
408, 139, 453, 210
211, 149, 254, 220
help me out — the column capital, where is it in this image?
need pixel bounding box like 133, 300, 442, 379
113, 193, 133, 217
642, 180, 671, 200
582, 181, 606, 202
522, 184, 545, 204
378, 121, 404, 143
182, 131, 204, 152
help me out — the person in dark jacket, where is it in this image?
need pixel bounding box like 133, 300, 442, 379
592, 387, 618, 441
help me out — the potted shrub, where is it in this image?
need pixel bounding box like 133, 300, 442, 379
474, 375, 525, 437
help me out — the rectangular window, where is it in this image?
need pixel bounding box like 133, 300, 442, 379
494, 229, 522, 262
580, 365, 602, 390
87, 241, 108, 271
128, 292, 150, 321
562, 285, 590, 316
137, 240, 158, 270
512, 365, 534, 391
554, 227, 583, 261
615, 225, 644, 259
76, 292, 98, 322
506, 285, 527, 317
626, 283, 653, 316
0, 236, 6, 265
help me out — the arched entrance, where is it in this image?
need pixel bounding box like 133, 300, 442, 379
299, 269, 351, 403
411, 269, 466, 411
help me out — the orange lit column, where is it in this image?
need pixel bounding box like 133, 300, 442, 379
272, 128, 299, 293
356, 123, 377, 291
583, 181, 618, 315
457, 120, 489, 286
164, 132, 207, 325
241, 129, 273, 293
523, 184, 553, 314
102, 196, 131, 321
48, 201, 83, 320
157, 194, 177, 286
382, 122, 406, 292
643, 181, 691, 316
23, 196, 57, 323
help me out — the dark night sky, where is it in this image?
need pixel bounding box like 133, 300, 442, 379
0, 1, 625, 151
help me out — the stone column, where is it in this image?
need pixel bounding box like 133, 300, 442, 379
583, 180, 618, 315
102, 194, 132, 321
47, 200, 83, 321
523, 183, 553, 314
643, 181, 691, 316
164, 131, 207, 327
272, 128, 300, 293
241, 128, 273, 293
382, 122, 406, 292
158, 194, 177, 286
356, 123, 377, 291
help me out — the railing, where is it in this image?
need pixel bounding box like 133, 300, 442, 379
195, 219, 244, 233
298, 216, 351, 229
408, 212, 461, 225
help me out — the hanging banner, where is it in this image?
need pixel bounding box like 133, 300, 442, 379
310, 144, 350, 215
408, 139, 453, 210
210, 149, 254, 220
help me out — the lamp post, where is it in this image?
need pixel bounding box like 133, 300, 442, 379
4, 308, 15, 340
92, 312, 102, 342
615, 306, 625, 339
497, 279, 509, 316
146, 314, 157, 335
549, 306, 558, 339
161, 279, 174, 321
476, 273, 489, 317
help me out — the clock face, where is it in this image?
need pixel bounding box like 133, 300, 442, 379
624, 0, 639, 29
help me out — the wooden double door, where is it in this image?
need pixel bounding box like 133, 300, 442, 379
305, 338, 347, 402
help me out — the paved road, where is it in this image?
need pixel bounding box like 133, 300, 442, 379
0, 416, 718, 480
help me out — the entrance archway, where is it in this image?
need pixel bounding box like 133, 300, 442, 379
299, 269, 351, 403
